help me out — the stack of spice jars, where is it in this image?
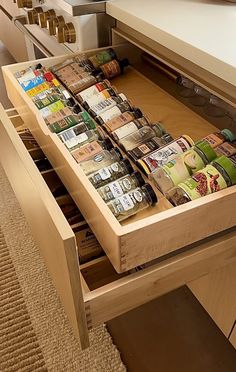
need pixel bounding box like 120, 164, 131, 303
14, 49, 236, 218
150, 129, 236, 206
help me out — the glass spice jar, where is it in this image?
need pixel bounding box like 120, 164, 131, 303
118, 123, 166, 151
107, 183, 157, 221
79, 147, 123, 175
88, 158, 134, 188
138, 135, 194, 175
88, 94, 127, 118
75, 80, 112, 102
96, 100, 135, 126
97, 171, 145, 202
112, 117, 150, 142
104, 108, 143, 132
151, 140, 217, 194
166, 156, 236, 206
128, 133, 173, 163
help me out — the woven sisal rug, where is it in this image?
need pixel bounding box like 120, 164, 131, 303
0, 163, 126, 372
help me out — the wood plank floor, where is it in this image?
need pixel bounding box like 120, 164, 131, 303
107, 286, 236, 372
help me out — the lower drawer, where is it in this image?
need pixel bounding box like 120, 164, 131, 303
2, 44, 236, 273
1, 104, 236, 350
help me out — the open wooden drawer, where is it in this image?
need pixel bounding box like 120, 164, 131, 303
0, 102, 236, 350
2, 44, 236, 274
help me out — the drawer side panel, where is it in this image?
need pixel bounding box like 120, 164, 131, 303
121, 189, 236, 271
0, 105, 89, 348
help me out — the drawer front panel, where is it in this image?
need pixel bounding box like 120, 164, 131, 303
0, 104, 89, 347
2, 48, 236, 273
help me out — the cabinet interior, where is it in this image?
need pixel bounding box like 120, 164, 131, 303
12, 40, 235, 291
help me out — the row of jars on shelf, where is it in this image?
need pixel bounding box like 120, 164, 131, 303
15, 48, 236, 220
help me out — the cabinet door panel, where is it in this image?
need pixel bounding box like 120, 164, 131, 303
0, 11, 28, 62
188, 262, 236, 337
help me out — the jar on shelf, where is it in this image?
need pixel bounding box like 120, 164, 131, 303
166, 156, 236, 206
79, 147, 123, 175
118, 123, 166, 151
151, 140, 217, 194
97, 171, 145, 202
88, 158, 134, 188
107, 183, 157, 221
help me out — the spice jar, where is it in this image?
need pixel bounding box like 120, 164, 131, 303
88, 158, 134, 188
47, 110, 95, 133
97, 171, 145, 202
166, 156, 236, 206
75, 80, 111, 102
95, 58, 130, 79
75, 49, 117, 71
68, 74, 98, 95
96, 100, 134, 125
63, 129, 105, 151
112, 117, 150, 142
88, 94, 127, 118
215, 141, 236, 157
107, 183, 157, 221
83, 87, 118, 111
88, 48, 117, 69
72, 138, 114, 163
151, 140, 217, 194
138, 135, 194, 175
104, 109, 143, 132
118, 123, 166, 151
79, 147, 123, 174
128, 133, 173, 162
203, 128, 235, 148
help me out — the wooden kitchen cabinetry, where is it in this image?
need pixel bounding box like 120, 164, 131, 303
0, 1, 28, 62
0, 38, 235, 349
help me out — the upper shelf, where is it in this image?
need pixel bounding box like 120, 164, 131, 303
107, 0, 236, 88
52, 0, 106, 16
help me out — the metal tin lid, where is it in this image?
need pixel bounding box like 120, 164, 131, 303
112, 147, 123, 161
118, 93, 127, 101
121, 158, 134, 174
161, 133, 174, 143
152, 122, 166, 137
108, 48, 117, 60
73, 104, 82, 114
133, 171, 145, 187
66, 97, 76, 107
195, 140, 217, 162
103, 137, 113, 151
120, 58, 130, 69
213, 156, 236, 185
142, 183, 158, 205
133, 108, 143, 119
221, 129, 235, 142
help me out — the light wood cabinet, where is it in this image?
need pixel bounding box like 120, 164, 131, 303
0, 3, 28, 62
0, 44, 236, 349
188, 263, 236, 337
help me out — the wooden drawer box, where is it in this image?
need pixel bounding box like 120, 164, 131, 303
0, 103, 236, 350
2, 44, 236, 274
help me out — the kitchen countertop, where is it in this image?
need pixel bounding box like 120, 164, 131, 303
106, 0, 236, 87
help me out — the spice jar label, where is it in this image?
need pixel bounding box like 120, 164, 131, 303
179, 164, 227, 200
139, 137, 192, 174
65, 132, 89, 149
118, 194, 134, 211
113, 121, 139, 140
105, 112, 133, 131
162, 149, 205, 185
99, 106, 121, 123
72, 141, 103, 163
109, 181, 124, 198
